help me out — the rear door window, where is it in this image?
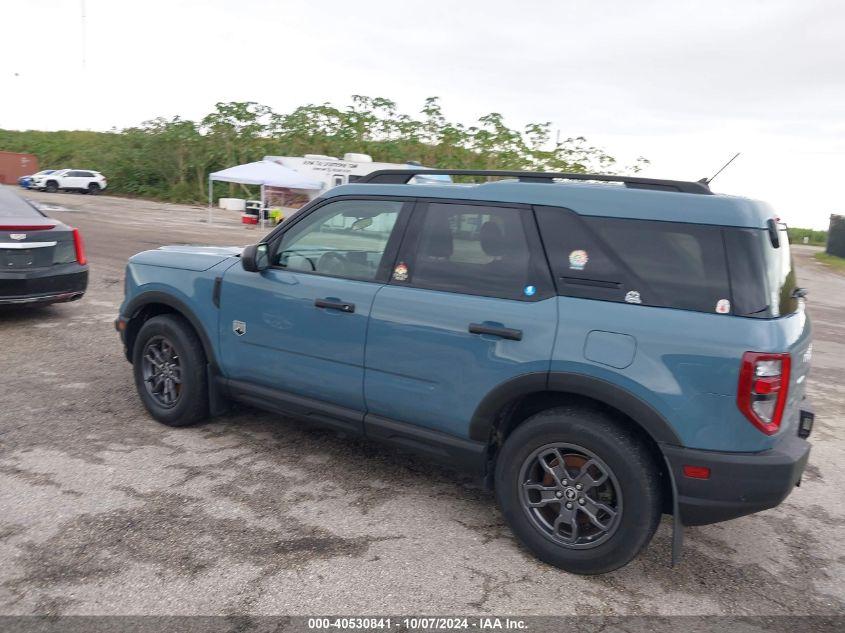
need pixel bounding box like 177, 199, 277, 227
397, 202, 551, 300
536, 207, 732, 314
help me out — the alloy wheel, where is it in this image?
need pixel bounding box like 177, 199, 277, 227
518, 442, 623, 549
141, 335, 182, 408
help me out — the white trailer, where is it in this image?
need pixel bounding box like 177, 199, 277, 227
262, 153, 445, 199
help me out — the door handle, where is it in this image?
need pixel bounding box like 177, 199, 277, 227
468, 323, 523, 341
314, 298, 355, 313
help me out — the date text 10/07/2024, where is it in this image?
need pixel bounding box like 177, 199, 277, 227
306, 617, 528, 630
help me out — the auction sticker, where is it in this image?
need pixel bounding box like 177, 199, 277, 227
392, 262, 409, 281
568, 249, 589, 270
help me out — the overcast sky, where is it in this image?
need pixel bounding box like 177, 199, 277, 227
2, 0, 843, 228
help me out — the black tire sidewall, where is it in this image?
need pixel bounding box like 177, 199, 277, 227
132, 315, 208, 427
495, 408, 661, 574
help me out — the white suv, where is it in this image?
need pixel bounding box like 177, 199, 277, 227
32, 169, 108, 194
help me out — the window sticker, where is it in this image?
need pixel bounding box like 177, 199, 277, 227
523, 285, 537, 297
568, 249, 589, 270
715, 299, 731, 314
392, 262, 409, 282
624, 290, 642, 304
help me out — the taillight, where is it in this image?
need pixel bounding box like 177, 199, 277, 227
737, 352, 790, 435
72, 228, 87, 265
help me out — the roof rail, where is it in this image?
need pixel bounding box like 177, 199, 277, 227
355, 169, 713, 195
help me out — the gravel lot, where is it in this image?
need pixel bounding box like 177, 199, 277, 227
1, 190, 843, 617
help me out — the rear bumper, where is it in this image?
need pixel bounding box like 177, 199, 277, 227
0, 266, 88, 305
663, 425, 811, 526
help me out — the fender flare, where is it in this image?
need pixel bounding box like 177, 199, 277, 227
468, 371, 681, 445
122, 291, 219, 371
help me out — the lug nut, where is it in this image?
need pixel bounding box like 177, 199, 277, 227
565, 502, 573, 510
555, 491, 563, 498
561, 480, 568, 486
575, 483, 583, 491
578, 497, 586, 505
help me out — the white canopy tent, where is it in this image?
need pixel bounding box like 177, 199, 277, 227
208, 160, 322, 228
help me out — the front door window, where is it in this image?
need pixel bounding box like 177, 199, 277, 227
273, 199, 405, 281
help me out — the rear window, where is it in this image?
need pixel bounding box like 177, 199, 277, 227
0, 189, 42, 218
725, 227, 797, 317
536, 208, 732, 314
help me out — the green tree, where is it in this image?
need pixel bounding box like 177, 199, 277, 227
0, 96, 641, 204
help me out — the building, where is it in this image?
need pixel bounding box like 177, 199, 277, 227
0, 151, 39, 185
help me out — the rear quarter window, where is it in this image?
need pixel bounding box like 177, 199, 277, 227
536, 207, 731, 314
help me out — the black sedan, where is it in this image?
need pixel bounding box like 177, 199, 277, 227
0, 185, 88, 305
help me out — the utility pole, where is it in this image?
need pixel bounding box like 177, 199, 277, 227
80, 0, 87, 70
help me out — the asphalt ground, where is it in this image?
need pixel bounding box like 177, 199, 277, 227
0, 189, 843, 617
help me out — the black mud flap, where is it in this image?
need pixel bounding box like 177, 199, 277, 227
663, 454, 684, 566
208, 365, 231, 416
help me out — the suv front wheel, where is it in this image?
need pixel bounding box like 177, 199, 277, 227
132, 314, 209, 427
495, 406, 662, 574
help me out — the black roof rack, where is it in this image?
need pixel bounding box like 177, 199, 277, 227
355, 169, 713, 195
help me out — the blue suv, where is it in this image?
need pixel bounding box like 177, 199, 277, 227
116, 169, 814, 574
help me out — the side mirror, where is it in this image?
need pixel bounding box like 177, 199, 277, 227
242, 243, 270, 272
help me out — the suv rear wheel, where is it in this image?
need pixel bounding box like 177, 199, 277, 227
44, 180, 58, 193
87, 183, 100, 194
495, 406, 661, 574
132, 314, 209, 427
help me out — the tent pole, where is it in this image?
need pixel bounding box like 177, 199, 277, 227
260, 183, 265, 230
208, 178, 213, 225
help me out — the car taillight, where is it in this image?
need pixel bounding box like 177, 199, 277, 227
72, 228, 87, 265
737, 351, 790, 435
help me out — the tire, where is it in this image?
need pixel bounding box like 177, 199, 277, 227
132, 314, 209, 427
87, 183, 100, 195
495, 406, 662, 574
44, 181, 58, 193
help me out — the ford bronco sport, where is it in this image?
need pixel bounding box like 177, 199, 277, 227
116, 169, 814, 574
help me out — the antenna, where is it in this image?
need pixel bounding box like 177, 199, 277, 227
701, 152, 740, 185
